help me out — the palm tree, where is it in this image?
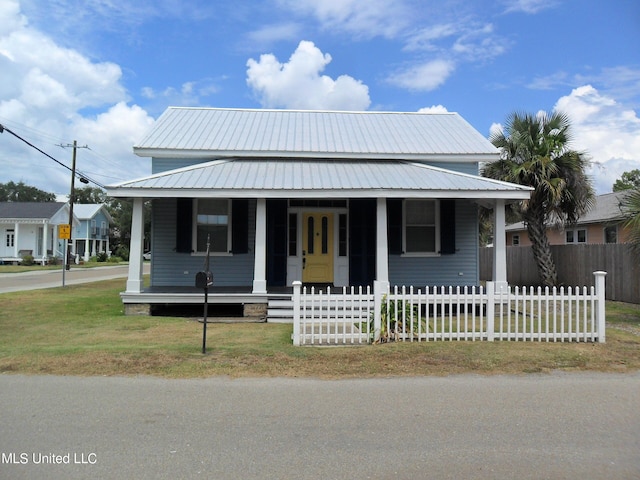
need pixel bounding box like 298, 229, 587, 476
620, 186, 640, 255
483, 111, 594, 287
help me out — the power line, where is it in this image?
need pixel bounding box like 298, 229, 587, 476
0, 123, 105, 188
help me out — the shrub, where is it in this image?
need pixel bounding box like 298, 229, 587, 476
369, 295, 424, 343
112, 245, 129, 261
96, 252, 109, 262
21, 254, 35, 266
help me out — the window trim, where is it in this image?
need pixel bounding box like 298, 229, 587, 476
192, 199, 233, 256
401, 199, 441, 257
604, 225, 618, 244
6, 229, 15, 248
565, 228, 587, 244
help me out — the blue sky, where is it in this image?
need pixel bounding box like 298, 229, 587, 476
1, 0, 639, 196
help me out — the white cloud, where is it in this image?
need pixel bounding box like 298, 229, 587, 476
246, 40, 370, 111
399, 19, 507, 93
403, 24, 458, 52
418, 105, 449, 113
502, 0, 559, 14
246, 23, 301, 46
387, 59, 455, 91
554, 85, 640, 194
277, 0, 410, 39
0, 0, 155, 194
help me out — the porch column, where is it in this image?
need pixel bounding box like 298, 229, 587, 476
253, 198, 267, 294
376, 197, 389, 287
492, 199, 508, 292
126, 197, 145, 293
13, 222, 19, 258
41, 221, 47, 262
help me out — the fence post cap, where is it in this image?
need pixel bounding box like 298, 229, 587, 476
292, 280, 302, 286
593, 271, 607, 277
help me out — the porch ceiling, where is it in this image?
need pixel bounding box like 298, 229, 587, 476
107, 159, 532, 200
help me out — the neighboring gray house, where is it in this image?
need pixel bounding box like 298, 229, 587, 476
106, 108, 532, 316
72, 204, 113, 262
0, 202, 77, 264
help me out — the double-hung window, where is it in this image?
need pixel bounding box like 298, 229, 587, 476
195, 199, 230, 253
565, 228, 586, 244
403, 199, 439, 254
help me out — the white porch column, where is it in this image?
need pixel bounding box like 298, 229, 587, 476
41, 221, 47, 262
492, 199, 508, 292
252, 198, 267, 294
376, 197, 389, 288
126, 197, 145, 293
13, 222, 19, 258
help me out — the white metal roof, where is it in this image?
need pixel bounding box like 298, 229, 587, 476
133, 107, 499, 162
72, 204, 113, 222
107, 159, 532, 200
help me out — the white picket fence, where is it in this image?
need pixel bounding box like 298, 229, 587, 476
291, 272, 607, 346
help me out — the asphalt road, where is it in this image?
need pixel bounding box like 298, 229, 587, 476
0, 264, 149, 293
0, 373, 638, 480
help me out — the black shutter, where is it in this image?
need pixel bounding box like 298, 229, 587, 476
266, 199, 288, 286
175, 198, 192, 253
349, 199, 376, 287
440, 199, 456, 254
387, 198, 403, 255
231, 199, 249, 254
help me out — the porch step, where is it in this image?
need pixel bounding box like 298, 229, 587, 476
267, 297, 294, 323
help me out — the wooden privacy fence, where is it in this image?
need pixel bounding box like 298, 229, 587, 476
291, 272, 607, 346
480, 244, 640, 304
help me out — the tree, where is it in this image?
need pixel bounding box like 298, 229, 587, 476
482, 111, 594, 287
620, 186, 640, 255
71, 186, 108, 204
613, 169, 640, 192
0, 181, 56, 202
106, 197, 152, 259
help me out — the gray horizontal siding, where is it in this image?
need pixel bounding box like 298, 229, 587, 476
152, 158, 212, 175
153, 159, 480, 176
150, 198, 255, 287
425, 161, 479, 175
388, 200, 479, 287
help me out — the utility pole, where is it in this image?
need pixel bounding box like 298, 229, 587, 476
59, 141, 89, 273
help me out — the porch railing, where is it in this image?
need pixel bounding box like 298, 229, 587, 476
292, 272, 607, 346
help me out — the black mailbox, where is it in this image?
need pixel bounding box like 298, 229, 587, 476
195, 271, 213, 289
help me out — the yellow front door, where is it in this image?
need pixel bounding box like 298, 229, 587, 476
302, 212, 334, 283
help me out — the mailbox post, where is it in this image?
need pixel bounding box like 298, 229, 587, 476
195, 236, 213, 354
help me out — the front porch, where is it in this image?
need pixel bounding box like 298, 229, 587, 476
121, 285, 294, 320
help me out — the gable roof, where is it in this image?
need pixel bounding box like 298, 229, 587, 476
577, 191, 629, 224
506, 191, 630, 231
73, 204, 113, 223
133, 108, 499, 162
0, 202, 67, 220
108, 158, 532, 200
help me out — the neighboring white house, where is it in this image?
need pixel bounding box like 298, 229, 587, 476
72, 204, 113, 261
107, 107, 532, 316
0, 202, 78, 265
